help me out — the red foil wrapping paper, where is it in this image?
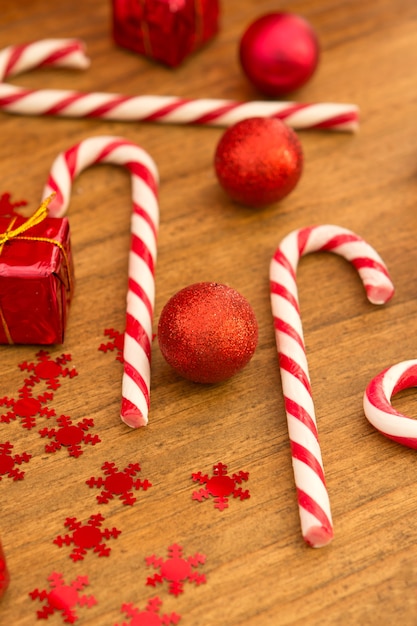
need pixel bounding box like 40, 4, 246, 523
0, 540, 9, 598
112, 0, 220, 67
0, 215, 73, 345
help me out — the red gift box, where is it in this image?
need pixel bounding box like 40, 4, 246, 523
0, 202, 74, 345
112, 0, 220, 67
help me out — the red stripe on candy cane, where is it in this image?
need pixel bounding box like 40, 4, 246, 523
308, 110, 360, 130
274, 318, 304, 349
42, 135, 159, 428
131, 235, 155, 275
133, 204, 158, 240
128, 162, 159, 197
270, 225, 394, 547
297, 226, 315, 256
43, 175, 65, 210
284, 398, 319, 439
45, 93, 87, 115
139, 98, 192, 122
190, 102, 244, 125
125, 313, 151, 360
3, 44, 27, 77
62, 144, 81, 179
279, 354, 311, 393
291, 441, 326, 486
128, 278, 153, 320
270, 282, 300, 315
297, 489, 333, 545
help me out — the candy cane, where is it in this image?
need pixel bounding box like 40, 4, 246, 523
42, 136, 159, 429
270, 225, 394, 547
364, 360, 417, 449
0, 38, 359, 132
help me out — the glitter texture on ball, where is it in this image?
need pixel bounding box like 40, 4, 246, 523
214, 117, 303, 208
239, 12, 320, 96
157, 282, 258, 384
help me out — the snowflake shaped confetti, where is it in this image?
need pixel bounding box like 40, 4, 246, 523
86, 461, 152, 506
191, 462, 250, 511
145, 544, 206, 597
53, 513, 121, 561
29, 571, 97, 624
114, 597, 181, 626
99, 328, 124, 363
39, 415, 101, 458
0, 441, 31, 481
0, 384, 55, 430
19, 350, 78, 391
0, 191, 27, 216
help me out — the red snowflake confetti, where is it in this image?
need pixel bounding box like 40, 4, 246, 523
19, 350, 78, 391
0, 192, 27, 216
191, 462, 250, 511
39, 415, 101, 458
114, 597, 181, 626
0, 441, 31, 480
99, 328, 124, 363
53, 513, 121, 561
0, 385, 55, 430
86, 461, 152, 506
145, 544, 206, 597
29, 571, 97, 623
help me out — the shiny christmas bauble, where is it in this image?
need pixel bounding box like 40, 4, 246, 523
239, 12, 320, 96
157, 282, 258, 383
214, 117, 303, 207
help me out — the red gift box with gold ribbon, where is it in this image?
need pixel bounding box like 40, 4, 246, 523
112, 0, 220, 67
0, 199, 74, 345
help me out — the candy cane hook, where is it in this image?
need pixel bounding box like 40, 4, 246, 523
270, 225, 394, 547
43, 136, 159, 429
0, 38, 359, 132
364, 360, 417, 449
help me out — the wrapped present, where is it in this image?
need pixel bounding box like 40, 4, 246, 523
112, 0, 220, 67
0, 197, 74, 345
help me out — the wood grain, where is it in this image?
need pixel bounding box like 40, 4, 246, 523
1, 0, 417, 624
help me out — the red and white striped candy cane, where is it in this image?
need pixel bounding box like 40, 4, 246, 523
43, 136, 159, 429
364, 360, 417, 449
270, 225, 394, 547
0, 38, 359, 132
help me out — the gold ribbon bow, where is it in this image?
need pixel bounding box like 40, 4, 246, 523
0, 194, 53, 248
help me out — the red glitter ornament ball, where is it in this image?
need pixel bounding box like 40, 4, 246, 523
214, 117, 303, 207
239, 12, 320, 96
157, 282, 258, 383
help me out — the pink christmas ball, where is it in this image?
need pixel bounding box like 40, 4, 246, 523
239, 12, 320, 96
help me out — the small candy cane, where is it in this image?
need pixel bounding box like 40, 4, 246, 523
270, 225, 394, 547
0, 38, 359, 132
364, 360, 417, 449
43, 136, 159, 429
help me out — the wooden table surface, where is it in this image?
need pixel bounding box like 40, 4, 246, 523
1, 0, 417, 624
